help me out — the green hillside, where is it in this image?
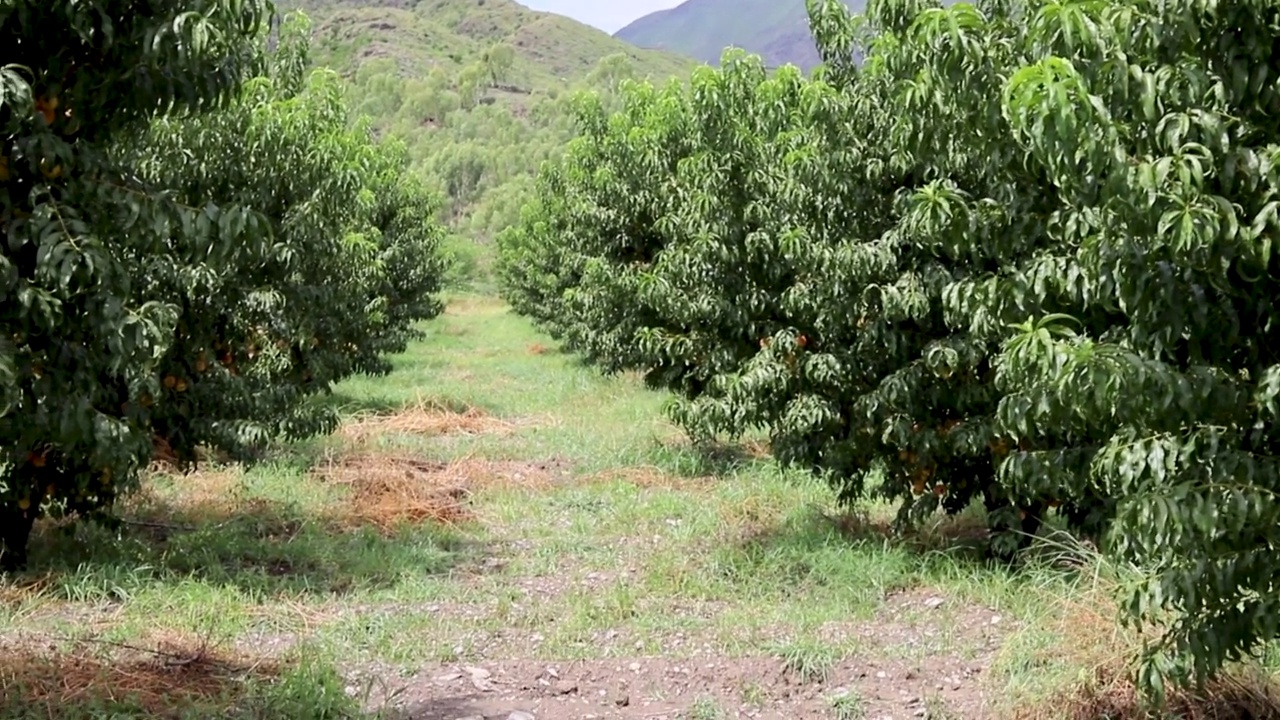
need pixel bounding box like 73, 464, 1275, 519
614, 0, 858, 70
291, 0, 695, 85
272, 0, 697, 272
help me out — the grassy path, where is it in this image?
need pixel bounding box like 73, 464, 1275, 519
0, 295, 1188, 719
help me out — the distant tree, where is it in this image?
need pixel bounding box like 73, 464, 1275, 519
482, 43, 516, 87
457, 63, 485, 108
586, 53, 635, 92
425, 66, 450, 92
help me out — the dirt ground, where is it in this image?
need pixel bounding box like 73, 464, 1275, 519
364, 589, 1005, 720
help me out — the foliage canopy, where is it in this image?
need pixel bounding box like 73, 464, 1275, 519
0, 5, 445, 569
499, 0, 1280, 697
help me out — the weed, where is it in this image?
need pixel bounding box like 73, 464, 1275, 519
686, 695, 726, 720
773, 639, 842, 684
829, 688, 867, 720
740, 681, 767, 706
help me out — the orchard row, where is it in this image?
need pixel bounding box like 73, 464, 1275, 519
0, 7, 446, 568
498, 0, 1280, 697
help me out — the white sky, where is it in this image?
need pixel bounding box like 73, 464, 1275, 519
517, 0, 686, 33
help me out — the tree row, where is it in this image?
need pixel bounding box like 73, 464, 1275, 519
498, 0, 1280, 696
1, 5, 446, 569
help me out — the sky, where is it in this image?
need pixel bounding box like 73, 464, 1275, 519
517, 0, 685, 33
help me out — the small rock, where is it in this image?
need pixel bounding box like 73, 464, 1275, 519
914, 709, 927, 717
507, 712, 536, 720
923, 596, 945, 609
615, 692, 631, 707
552, 680, 578, 695
990, 614, 1003, 625
876, 671, 888, 679
454, 716, 484, 720
629, 662, 642, 672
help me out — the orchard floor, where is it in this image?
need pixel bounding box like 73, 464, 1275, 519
3, 294, 1279, 719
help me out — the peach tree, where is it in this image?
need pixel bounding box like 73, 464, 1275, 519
0, 6, 446, 569
805, 0, 1280, 693
501, 0, 1280, 691
500, 18, 1053, 545
500, 52, 863, 404
742, 0, 1098, 545
497, 79, 695, 374
993, 0, 1280, 695
0, 0, 272, 568
122, 16, 444, 469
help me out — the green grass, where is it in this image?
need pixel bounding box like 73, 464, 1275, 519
3, 293, 1279, 718
829, 688, 867, 720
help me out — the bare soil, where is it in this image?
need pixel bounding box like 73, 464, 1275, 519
366, 589, 1006, 720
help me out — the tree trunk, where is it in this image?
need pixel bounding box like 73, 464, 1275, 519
1, 464, 49, 572
983, 485, 1045, 560
0, 508, 37, 572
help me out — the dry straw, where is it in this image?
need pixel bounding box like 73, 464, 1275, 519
311, 451, 563, 533
336, 396, 550, 444
0, 632, 280, 715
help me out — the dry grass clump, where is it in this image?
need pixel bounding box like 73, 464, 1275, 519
0, 632, 279, 715
126, 464, 246, 526
443, 294, 505, 317
1005, 541, 1280, 720
312, 452, 566, 533
0, 573, 52, 609
741, 439, 772, 459
1031, 668, 1280, 720
337, 397, 549, 444
654, 434, 774, 465
339, 401, 513, 442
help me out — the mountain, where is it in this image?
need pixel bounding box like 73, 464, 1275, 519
614, 0, 857, 71
281, 0, 696, 84
263, 0, 701, 275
